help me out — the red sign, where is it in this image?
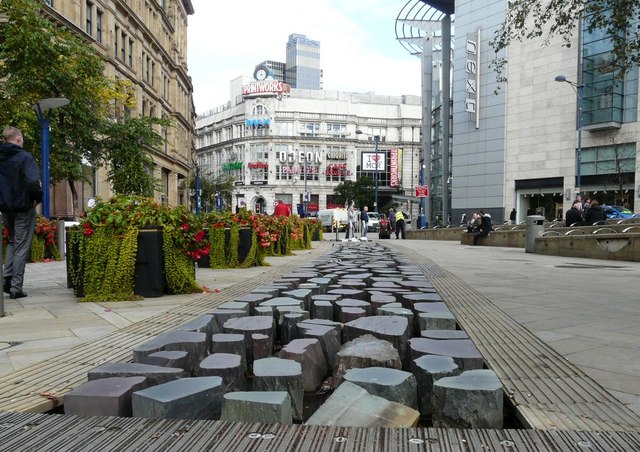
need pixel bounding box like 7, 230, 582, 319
390, 149, 398, 187
415, 185, 429, 197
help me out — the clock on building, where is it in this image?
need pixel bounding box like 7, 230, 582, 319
254, 65, 269, 81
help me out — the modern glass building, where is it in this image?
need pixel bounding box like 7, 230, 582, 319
285, 33, 322, 90
397, 0, 640, 225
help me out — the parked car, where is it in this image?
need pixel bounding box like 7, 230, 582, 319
602, 205, 633, 219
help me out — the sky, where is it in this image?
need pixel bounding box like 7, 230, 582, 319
187, 0, 422, 114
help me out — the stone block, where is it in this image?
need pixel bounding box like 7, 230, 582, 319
132, 331, 207, 375
343, 367, 418, 409
278, 338, 327, 392
211, 333, 247, 370
432, 370, 503, 428
132, 376, 225, 420
217, 301, 250, 315
343, 316, 410, 363
175, 315, 216, 351
234, 293, 273, 314
251, 286, 282, 297
282, 288, 313, 311
297, 322, 342, 370
199, 353, 247, 391
206, 309, 246, 335
336, 298, 372, 316
65, 376, 148, 417
223, 315, 275, 364
313, 300, 334, 320
412, 355, 460, 416
409, 338, 483, 371
327, 288, 367, 301
221, 391, 292, 424
306, 381, 419, 428
339, 307, 367, 323
333, 334, 402, 384
418, 312, 457, 331
253, 357, 304, 421
88, 363, 187, 386
280, 312, 304, 345
143, 351, 189, 370
421, 330, 469, 340
251, 333, 272, 361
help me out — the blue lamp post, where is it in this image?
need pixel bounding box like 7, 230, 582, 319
195, 162, 201, 214
555, 74, 584, 195
373, 135, 380, 212
32, 98, 69, 219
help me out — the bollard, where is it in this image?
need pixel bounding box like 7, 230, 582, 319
525, 215, 545, 253
56, 219, 66, 259
0, 216, 4, 317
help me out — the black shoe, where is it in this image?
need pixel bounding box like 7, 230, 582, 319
9, 291, 27, 299
3, 280, 10, 294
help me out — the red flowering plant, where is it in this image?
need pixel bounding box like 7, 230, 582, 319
35, 215, 58, 247
175, 210, 210, 260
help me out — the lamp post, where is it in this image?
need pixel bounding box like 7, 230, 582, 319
303, 150, 308, 217
374, 135, 380, 212
555, 74, 584, 196
194, 161, 201, 214
32, 98, 70, 219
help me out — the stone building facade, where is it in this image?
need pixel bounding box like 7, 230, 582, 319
41, 0, 195, 216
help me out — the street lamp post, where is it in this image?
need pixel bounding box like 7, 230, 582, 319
374, 135, 380, 212
195, 163, 201, 214
32, 98, 70, 219
303, 150, 308, 217
555, 74, 584, 195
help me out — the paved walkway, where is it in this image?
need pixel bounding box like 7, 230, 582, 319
1, 237, 638, 417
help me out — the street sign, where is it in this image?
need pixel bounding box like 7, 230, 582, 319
415, 185, 429, 197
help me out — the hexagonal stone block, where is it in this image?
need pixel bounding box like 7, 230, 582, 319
132, 376, 225, 420
221, 391, 292, 424
211, 333, 246, 370
65, 376, 148, 417
418, 312, 457, 331
143, 351, 189, 370
343, 316, 410, 361
432, 369, 503, 428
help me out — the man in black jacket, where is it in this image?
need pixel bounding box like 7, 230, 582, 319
0, 127, 43, 299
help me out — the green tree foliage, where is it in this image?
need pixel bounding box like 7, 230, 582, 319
491, 0, 639, 83
333, 176, 374, 209
191, 172, 236, 212
101, 116, 170, 196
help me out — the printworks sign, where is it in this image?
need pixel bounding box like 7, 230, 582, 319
465, 30, 480, 129
242, 81, 291, 98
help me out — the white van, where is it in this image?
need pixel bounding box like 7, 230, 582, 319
317, 208, 349, 232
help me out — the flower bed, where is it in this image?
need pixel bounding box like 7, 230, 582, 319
2, 216, 62, 263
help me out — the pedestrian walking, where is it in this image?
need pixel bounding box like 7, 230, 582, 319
345, 201, 357, 239
395, 210, 406, 239
510, 208, 517, 225
0, 126, 43, 299
360, 206, 369, 238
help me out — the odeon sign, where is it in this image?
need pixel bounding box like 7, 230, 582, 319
242, 80, 291, 98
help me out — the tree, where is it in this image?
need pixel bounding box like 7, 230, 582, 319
333, 176, 374, 209
190, 172, 236, 212
0, 0, 140, 214
490, 1, 640, 83
100, 115, 170, 196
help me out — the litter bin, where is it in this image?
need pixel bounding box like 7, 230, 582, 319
525, 215, 545, 253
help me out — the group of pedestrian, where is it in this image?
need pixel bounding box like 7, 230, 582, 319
466, 210, 493, 245
0, 126, 43, 300
565, 195, 606, 226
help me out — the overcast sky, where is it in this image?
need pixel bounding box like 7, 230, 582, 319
187, 0, 422, 114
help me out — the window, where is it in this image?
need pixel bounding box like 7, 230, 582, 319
581, 143, 636, 176
129, 39, 134, 67
96, 10, 103, 43
253, 105, 267, 115
300, 144, 320, 182
114, 26, 119, 58
327, 123, 346, 138
120, 30, 126, 61
300, 122, 319, 137
86, 1, 93, 35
